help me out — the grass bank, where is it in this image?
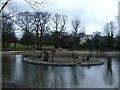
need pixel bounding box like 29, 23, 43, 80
2, 49, 120, 57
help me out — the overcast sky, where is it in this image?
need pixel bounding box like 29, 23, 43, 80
11, 0, 119, 34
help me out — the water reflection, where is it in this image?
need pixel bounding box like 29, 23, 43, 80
2, 54, 118, 88
107, 57, 112, 74
105, 57, 113, 85
103, 57, 118, 88
12, 55, 23, 82
2, 55, 16, 82
70, 66, 84, 87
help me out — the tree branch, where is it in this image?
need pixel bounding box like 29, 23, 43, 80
0, 0, 11, 13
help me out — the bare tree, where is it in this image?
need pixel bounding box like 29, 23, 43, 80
104, 21, 117, 48
71, 18, 81, 45
16, 11, 34, 48
32, 11, 51, 49
0, 0, 43, 13
16, 11, 33, 33
52, 14, 61, 32
1, 2, 18, 24
104, 22, 116, 37
2, 12, 17, 48
0, 0, 11, 13
60, 15, 67, 33
72, 18, 81, 37
52, 14, 67, 32
52, 14, 67, 48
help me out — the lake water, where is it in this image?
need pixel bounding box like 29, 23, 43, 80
2, 54, 119, 88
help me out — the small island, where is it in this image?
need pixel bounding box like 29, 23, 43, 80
22, 49, 104, 66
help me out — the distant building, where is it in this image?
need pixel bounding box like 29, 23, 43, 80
79, 35, 93, 44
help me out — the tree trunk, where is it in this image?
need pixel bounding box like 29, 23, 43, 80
27, 45, 29, 49
40, 28, 43, 50
108, 36, 113, 50
37, 44, 39, 50
2, 42, 5, 48
36, 27, 39, 50
14, 43, 16, 50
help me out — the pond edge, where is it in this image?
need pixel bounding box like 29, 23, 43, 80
22, 58, 104, 66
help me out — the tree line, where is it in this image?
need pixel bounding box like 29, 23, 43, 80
2, 10, 120, 51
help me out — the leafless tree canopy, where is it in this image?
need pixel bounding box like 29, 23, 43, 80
0, 0, 43, 13
32, 11, 51, 49
60, 15, 67, 32
33, 11, 51, 34
52, 14, 61, 31
0, 0, 11, 13
72, 18, 81, 37
16, 11, 33, 33
52, 14, 67, 32
104, 21, 116, 37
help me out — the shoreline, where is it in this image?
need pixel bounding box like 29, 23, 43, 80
1, 50, 120, 57
22, 57, 104, 66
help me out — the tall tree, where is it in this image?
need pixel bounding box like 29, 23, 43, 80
17, 11, 33, 32
104, 21, 116, 49
52, 14, 67, 48
72, 18, 81, 37
52, 14, 61, 32
16, 11, 33, 48
32, 11, 51, 49
60, 15, 67, 33
71, 18, 81, 45
2, 12, 17, 48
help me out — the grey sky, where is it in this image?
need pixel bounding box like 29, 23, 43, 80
11, 0, 119, 34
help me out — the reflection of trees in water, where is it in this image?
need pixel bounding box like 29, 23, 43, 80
33, 65, 42, 87
37, 66, 49, 87
50, 66, 85, 88
70, 67, 78, 86
25, 66, 66, 88
41, 66, 85, 88
47, 66, 56, 88
25, 65, 50, 87
22, 65, 85, 88
22, 59, 28, 84
22, 63, 47, 87
78, 67, 85, 81
45, 66, 85, 88
82, 66, 92, 69
2, 55, 14, 82
4, 55, 24, 83
52, 67, 65, 88
103, 57, 113, 86
70, 66, 85, 87
107, 58, 112, 74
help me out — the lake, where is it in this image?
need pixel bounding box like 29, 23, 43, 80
2, 54, 119, 88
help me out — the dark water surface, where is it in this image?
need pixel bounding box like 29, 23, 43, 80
2, 54, 119, 88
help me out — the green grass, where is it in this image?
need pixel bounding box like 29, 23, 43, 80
3, 43, 54, 51
42, 45, 54, 48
